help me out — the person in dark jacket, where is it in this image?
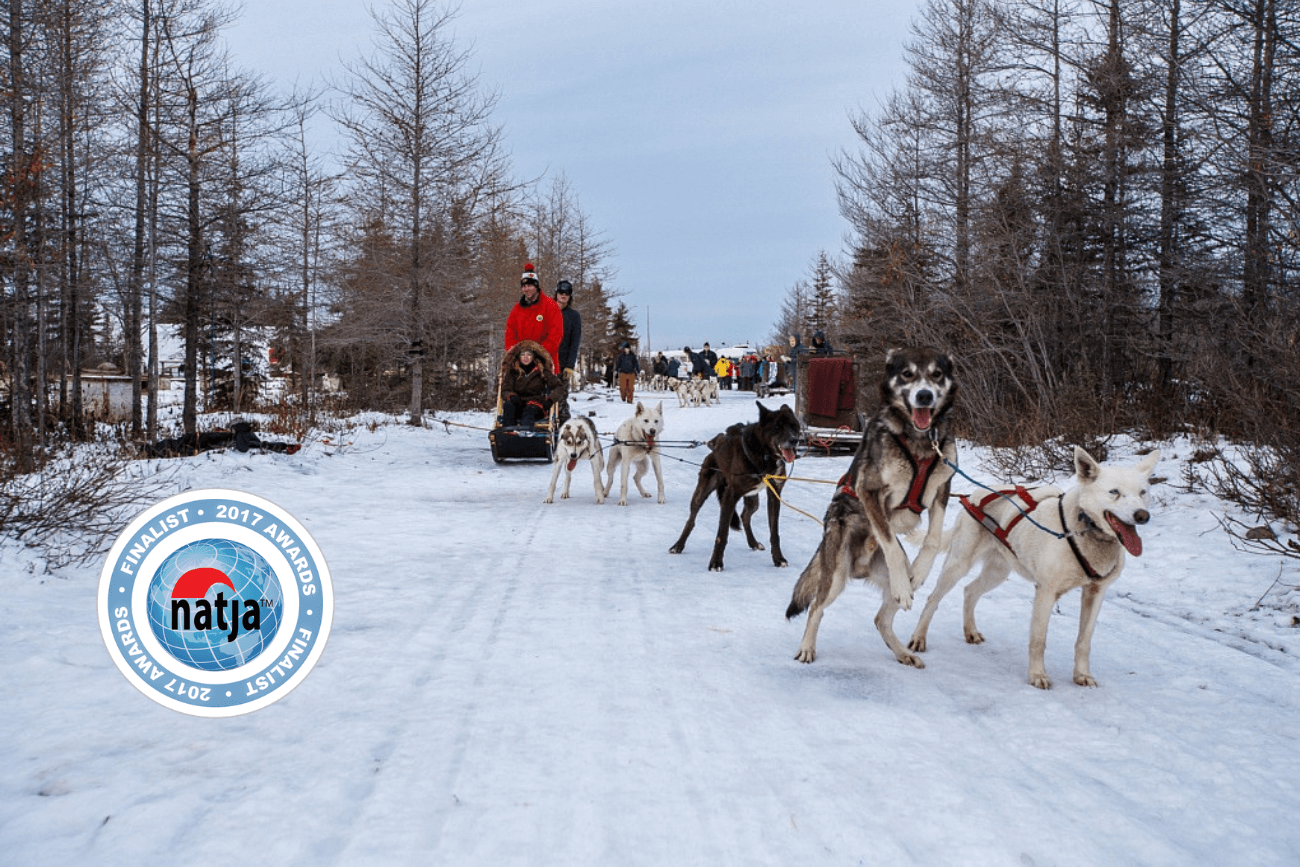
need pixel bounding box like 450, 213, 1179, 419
683, 346, 709, 379
554, 280, 581, 423
788, 334, 808, 392
614, 341, 640, 403
810, 330, 835, 355
500, 340, 563, 427
700, 342, 719, 378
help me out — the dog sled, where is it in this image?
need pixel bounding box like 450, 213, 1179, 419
795, 351, 866, 455
488, 365, 560, 464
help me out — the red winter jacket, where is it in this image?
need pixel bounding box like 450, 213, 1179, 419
505, 292, 563, 366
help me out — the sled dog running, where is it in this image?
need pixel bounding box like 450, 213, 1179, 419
669, 402, 803, 571
907, 446, 1160, 689
603, 401, 666, 506
544, 416, 605, 504
786, 347, 958, 666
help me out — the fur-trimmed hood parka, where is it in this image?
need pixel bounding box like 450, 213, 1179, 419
501, 340, 566, 406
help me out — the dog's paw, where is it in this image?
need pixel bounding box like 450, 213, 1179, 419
617, 499, 629, 506
772, 555, 788, 567
892, 589, 914, 611
897, 653, 925, 669
641, 491, 652, 499
749, 540, 766, 551
964, 629, 985, 645
1029, 672, 1053, 690
794, 647, 816, 663
657, 494, 665, 504
1073, 672, 1099, 687
907, 636, 927, 653
708, 560, 724, 572
543, 496, 554, 504
560, 492, 570, 500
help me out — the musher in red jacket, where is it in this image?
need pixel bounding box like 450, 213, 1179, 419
504, 263, 563, 367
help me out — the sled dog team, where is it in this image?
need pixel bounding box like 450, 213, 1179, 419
546, 347, 1160, 690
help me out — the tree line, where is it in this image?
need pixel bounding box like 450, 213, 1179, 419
0, 0, 624, 473
779, 0, 1298, 525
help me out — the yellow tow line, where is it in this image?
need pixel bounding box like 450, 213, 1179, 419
760, 472, 840, 527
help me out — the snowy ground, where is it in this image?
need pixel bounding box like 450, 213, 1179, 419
3, 386, 1299, 865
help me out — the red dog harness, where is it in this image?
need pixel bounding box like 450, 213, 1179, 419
959, 488, 1104, 580
837, 435, 942, 514
958, 486, 1041, 551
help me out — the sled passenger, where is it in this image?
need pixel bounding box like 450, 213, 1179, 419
501, 341, 564, 427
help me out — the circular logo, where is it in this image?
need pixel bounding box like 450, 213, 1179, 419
98, 489, 333, 717
146, 539, 285, 671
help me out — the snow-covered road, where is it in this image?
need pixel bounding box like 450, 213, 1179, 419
3, 387, 1298, 865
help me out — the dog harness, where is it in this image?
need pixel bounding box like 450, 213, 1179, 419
1059, 497, 1103, 580
958, 488, 1103, 580
958, 486, 1041, 551
892, 434, 941, 514
837, 435, 943, 513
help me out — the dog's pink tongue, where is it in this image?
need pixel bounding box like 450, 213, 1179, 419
912, 408, 932, 430
1107, 513, 1143, 556
646, 432, 655, 448
782, 448, 797, 463
567, 457, 578, 471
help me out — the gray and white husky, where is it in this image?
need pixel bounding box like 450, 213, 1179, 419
544, 416, 605, 504
786, 347, 959, 666
908, 446, 1160, 689
603, 400, 666, 506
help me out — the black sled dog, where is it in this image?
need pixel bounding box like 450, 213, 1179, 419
786, 347, 958, 666
669, 402, 803, 571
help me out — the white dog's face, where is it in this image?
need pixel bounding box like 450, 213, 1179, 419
1074, 448, 1160, 556
633, 401, 665, 445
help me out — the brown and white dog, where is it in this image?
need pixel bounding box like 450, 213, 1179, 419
544, 416, 606, 504
786, 347, 959, 667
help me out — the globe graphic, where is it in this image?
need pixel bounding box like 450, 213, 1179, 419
146, 538, 284, 671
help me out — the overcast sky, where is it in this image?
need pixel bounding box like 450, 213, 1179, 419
225, 1, 918, 353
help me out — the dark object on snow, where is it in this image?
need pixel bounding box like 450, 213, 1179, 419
140, 422, 300, 458
232, 420, 301, 454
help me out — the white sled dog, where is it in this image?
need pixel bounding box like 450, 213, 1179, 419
907, 446, 1160, 689
786, 347, 958, 666
544, 416, 605, 504
603, 400, 666, 506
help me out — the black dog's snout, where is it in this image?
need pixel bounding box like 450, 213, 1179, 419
914, 389, 934, 408
1134, 509, 1150, 525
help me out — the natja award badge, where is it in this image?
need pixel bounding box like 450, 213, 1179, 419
98, 489, 333, 717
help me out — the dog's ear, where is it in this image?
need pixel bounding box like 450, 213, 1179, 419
635, 401, 645, 414
1074, 446, 1101, 482
1135, 450, 1161, 476
756, 401, 770, 418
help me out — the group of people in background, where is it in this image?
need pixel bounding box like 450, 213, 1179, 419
501, 261, 840, 419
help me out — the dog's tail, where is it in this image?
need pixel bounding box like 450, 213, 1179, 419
785, 551, 823, 620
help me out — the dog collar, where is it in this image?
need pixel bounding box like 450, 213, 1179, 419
1059, 497, 1103, 580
